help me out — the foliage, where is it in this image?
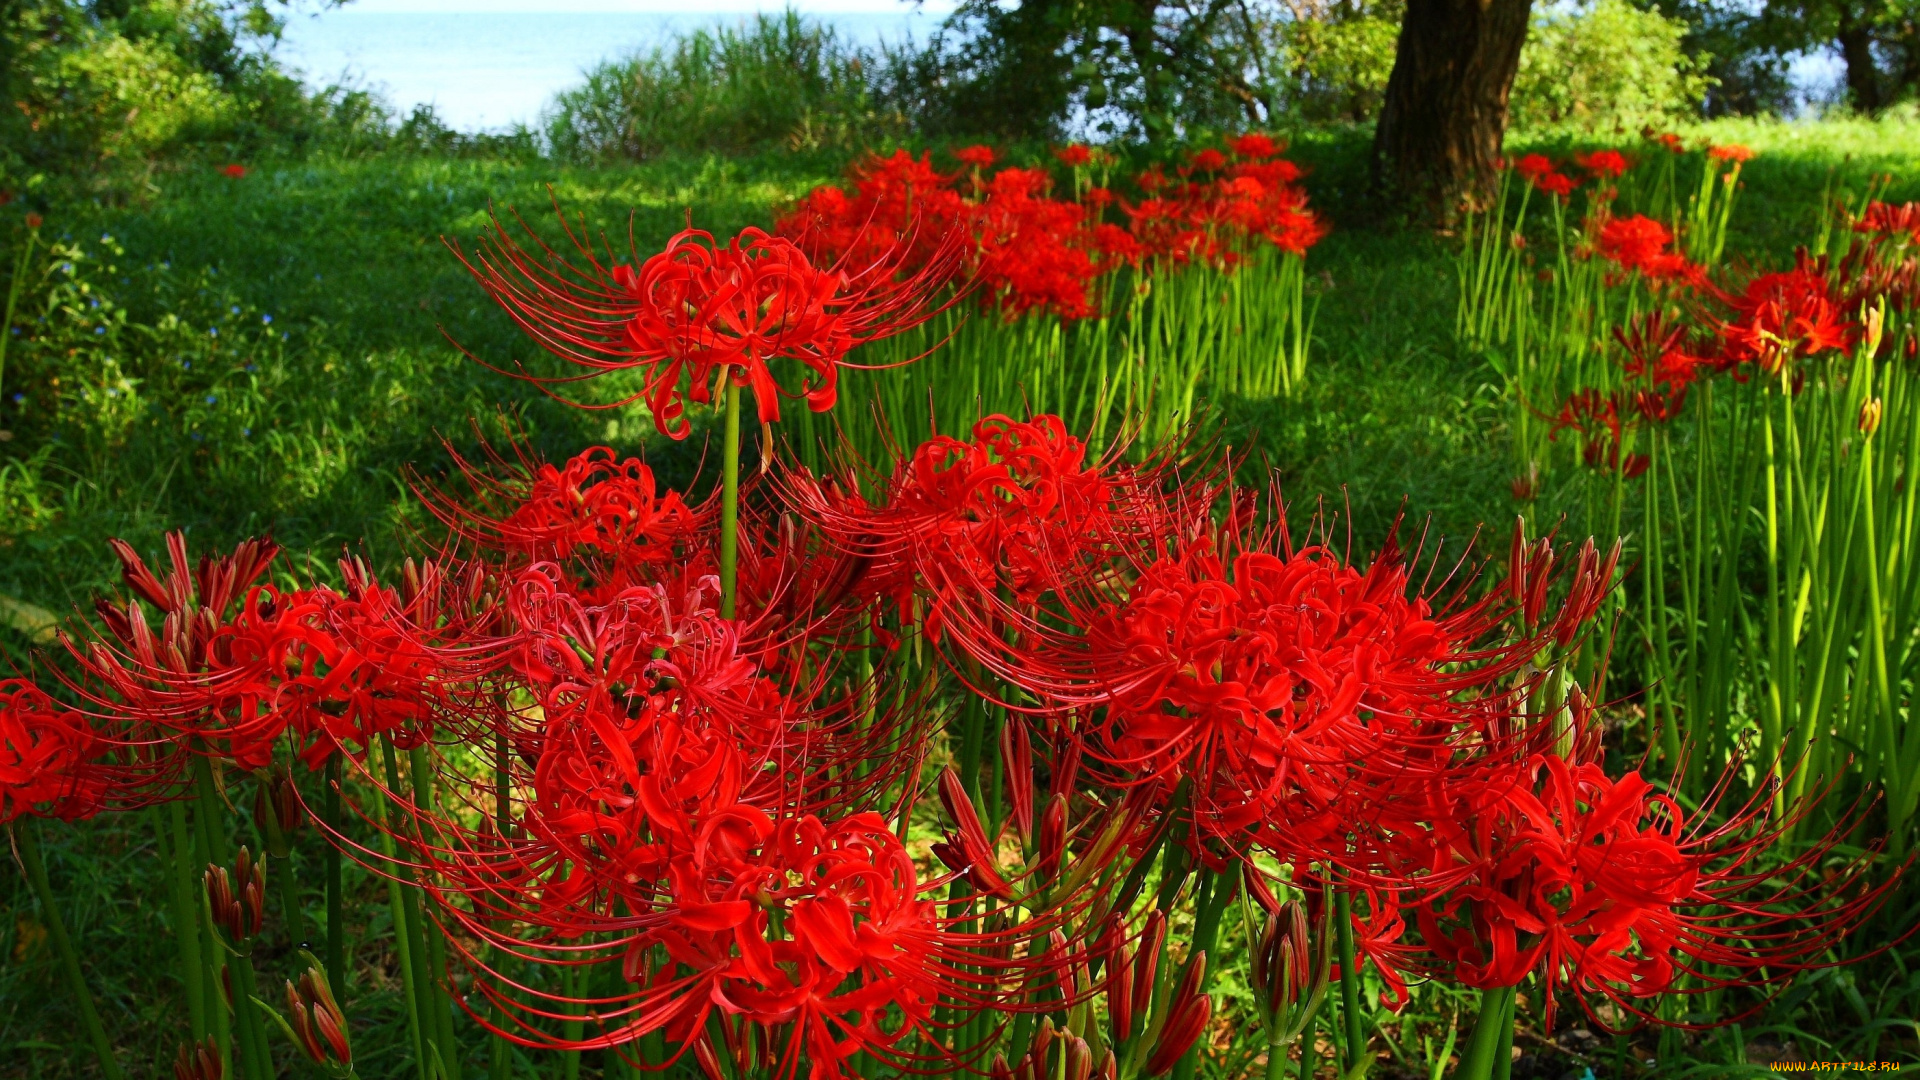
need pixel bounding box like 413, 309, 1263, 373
543, 10, 912, 163
1254, 0, 1403, 125
1510, 0, 1715, 133
0, 0, 361, 204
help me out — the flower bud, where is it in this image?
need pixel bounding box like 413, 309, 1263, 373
1065, 1035, 1093, 1080
991, 1053, 1014, 1080
1865, 302, 1886, 359
1144, 954, 1211, 1078
1036, 793, 1068, 883
206, 847, 265, 945
1002, 719, 1034, 841
937, 766, 1011, 898
24, 212, 42, 230
1131, 910, 1165, 1030
174, 1035, 224, 1080
1106, 926, 1135, 1042
1029, 1016, 1056, 1079
286, 964, 353, 1067
1096, 1049, 1117, 1080
254, 764, 304, 858
1861, 397, 1884, 436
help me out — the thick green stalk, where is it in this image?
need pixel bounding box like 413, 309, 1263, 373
325, 755, 346, 996
1335, 890, 1366, 1076
720, 378, 742, 619
165, 802, 211, 1041
1454, 986, 1516, 1080
408, 744, 463, 1080
258, 776, 308, 950
380, 741, 437, 1080
13, 820, 126, 1080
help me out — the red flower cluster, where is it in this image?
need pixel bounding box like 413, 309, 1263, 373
455, 213, 962, 438
1512, 154, 1578, 200
777, 138, 1325, 322
1595, 214, 1704, 286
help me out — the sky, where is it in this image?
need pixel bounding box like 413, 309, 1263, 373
275, 0, 957, 130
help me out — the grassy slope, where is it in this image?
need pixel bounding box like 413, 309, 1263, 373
5, 116, 1920, 1077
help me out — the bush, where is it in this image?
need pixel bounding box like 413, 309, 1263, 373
543, 10, 911, 162
1263, 0, 1403, 124
1510, 0, 1713, 132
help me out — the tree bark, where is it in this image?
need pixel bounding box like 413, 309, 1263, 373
1837, 19, 1883, 113
1371, 0, 1535, 220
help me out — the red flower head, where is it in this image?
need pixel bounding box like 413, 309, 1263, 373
1575, 150, 1629, 179
1187, 148, 1228, 174
457, 215, 961, 439
1597, 214, 1671, 271
1054, 144, 1093, 167
1718, 260, 1857, 374
1230, 133, 1280, 160
1392, 753, 1892, 1029
1513, 154, 1554, 181
0, 682, 108, 823
222, 164, 247, 179
1533, 171, 1578, 200
1854, 201, 1920, 245
1707, 144, 1754, 164
954, 144, 997, 169
1647, 131, 1685, 153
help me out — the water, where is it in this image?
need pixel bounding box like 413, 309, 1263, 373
274, 4, 950, 133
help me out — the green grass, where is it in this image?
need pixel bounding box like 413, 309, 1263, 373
5, 117, 1920, 1078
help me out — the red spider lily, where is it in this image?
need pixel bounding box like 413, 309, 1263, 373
1854, 200, 1920, 244
1054, 145, 1093, 168
1512, 154, 1554, 181
1614, 311, 1708, 422
1716, 259, 1857, 374
0, 681, 117, 822
1575, 150, 1629, 179
1647, 131, 1685, 153
780, 414, 1157, 635
1230, 133, 1280, 160
456, 212, 962, 439
1708, 144, 1754, 164
954, 145, 997, 169
1384, 753, 1892, 1029
221, 164, 247, 179
1594, 214, 1704, 287
1533, 172, 1577, 200
1187, 149, 1227, 173
973, 168, 1102, 319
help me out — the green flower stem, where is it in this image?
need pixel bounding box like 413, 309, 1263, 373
408, 744, 463, 1080
720, 377, 742, 619
380, 740, 437, 1080
164, 802, 211, 1042
258, 776, 308, 950
1336, 890, 1367, 1076
1455, 985, 1517, 1080
325, 754, 346, 996
190, 751, 273, 1080
13, 820, 126, 1080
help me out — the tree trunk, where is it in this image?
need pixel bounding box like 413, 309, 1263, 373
1371, 0, 1535, 220
1837, 20, 1884, 113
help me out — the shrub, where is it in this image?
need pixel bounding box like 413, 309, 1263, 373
1510, 0, 1714, 132
543, 10, 911, 162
